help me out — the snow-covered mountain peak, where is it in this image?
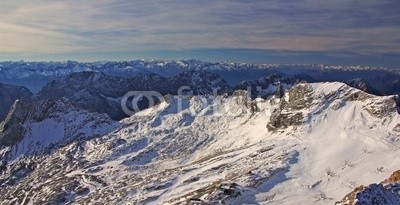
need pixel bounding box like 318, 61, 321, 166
265, 82, 398, 133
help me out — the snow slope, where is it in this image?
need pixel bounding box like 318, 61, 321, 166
0, 82, 399, 205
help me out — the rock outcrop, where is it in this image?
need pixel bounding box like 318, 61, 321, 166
336, 170, 400, 205
267, 84, 313, 131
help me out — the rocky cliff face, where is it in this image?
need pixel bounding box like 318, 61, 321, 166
394, 96, 400, 114
267, 84, 313, 131
370, 74, 400, 96
0, 99, 119, 160
37, 72, 169, 120
345, 78, 381, 96
37, 71, 230, 120
0, 83, 32, 122
0, 100, 31, 147
1, 100, 83, 147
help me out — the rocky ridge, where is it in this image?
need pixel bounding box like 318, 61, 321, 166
336, 170, 400, 205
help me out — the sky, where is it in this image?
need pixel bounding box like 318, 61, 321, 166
0, 0, 399, 67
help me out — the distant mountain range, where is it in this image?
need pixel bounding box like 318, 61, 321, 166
1, 60, 399, 95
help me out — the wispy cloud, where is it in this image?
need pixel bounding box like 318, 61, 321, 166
0, 0, 399, 57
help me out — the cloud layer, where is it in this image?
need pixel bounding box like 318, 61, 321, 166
1, 0, 399, 58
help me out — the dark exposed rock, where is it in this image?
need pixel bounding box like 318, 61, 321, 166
0, 99, 66, 147
0, 98, 116, 148
274, 84, 285, 99
345, 91, 372, 101
233, 73, 311, 99
363, 97, 397, 118
38, 72, 171, 120
394, 96, 400, 114
383, 170, 400, 184
286, 84, 314, 110
0, 83, 32, 122
267, 109, 303, 132
37, 71, 230, 120
0, 100, 31, 146
370, 74, 400, 95
344, 78, 381, 96
393, 124, 400, 132
266, 84, 313, 131
336, 170, 400, 205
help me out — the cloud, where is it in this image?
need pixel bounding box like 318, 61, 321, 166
0, 0, 399, 56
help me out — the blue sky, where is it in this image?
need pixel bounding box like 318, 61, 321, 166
0, 0, 399, 67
